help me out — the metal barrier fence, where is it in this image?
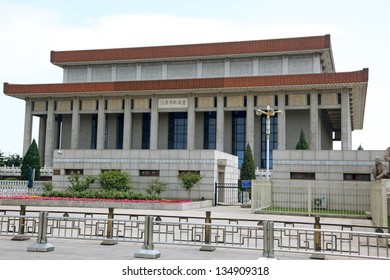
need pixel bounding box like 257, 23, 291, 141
214, 183, 250, 206
252, 180, 371, 216
1, 210, 389, 259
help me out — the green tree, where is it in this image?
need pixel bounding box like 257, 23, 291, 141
357, 144, 364, 150
99, 170, 132, 192
240, 143, 256, 181
145, 178, 168, 199
0, 150, 4, 165
21, 139, 41, 180
4, 153, 23, 166
177, 171, 203, 200
295, 129, 309, 150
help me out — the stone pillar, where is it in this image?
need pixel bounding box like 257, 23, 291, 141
23, 99, 33, 155
162, 62, 167, 80
123, 96, 132, 150
87, 65, 92, 82
197, 60, 202, 78
111, 64, 116, 81
310, 90, 319, 150
277, 91, 286, 150
224, 59, 230, 77
246, 92, 254, 150
253, 57, 259, 76
341, 89, 352, 150
38, 117, 46, 166
71, 97, 80, 149
136, 63, 142, 80
63, 66, 68, 83
313, 53, 321, 73
187, 94, 195, 149
282, 55, 289, 74
150, 95, 159, 149
96, 97, 105, 150
216, 93, 224, 152
44, 99, 55, 166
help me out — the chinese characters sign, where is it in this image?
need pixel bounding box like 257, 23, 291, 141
158, 98, 188, 109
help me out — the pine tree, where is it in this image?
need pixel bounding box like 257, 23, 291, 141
21, 139, 41, 180
295, 129, 309, 150
240, 143, 256, 180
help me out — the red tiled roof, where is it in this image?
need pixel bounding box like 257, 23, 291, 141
4, 69, 368, 96
51, 35, 331, 64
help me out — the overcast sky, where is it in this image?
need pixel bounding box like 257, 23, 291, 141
1, 0, 389, 156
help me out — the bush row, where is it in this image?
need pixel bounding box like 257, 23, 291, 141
41, 189, 160, 201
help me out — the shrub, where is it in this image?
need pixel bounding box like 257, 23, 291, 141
42, 182, 55, 192
99, 170, 132, 192
145, 179, 168, 199
177, 171, 203, 200
295, 129, 309, 150
67, 174, 96, 192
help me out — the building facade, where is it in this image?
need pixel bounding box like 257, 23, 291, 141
3, 35, 369, 199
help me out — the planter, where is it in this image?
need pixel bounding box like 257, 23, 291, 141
0, 198, 212, 211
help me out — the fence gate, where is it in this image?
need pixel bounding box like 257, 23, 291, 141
214, 182, 249, 206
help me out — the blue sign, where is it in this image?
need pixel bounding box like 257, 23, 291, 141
241, 180, 251, 189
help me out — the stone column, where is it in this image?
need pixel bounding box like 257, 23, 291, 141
310, 90, 319, 150
341, 88, 352, 150
38, 117, 46, 166
282, 55, 289, 74
246, 92, 254, 150
224, 59, 230, 77
216, 93, 224, 152
277, 91, 286, 150
123, 96, 132, 150
197, 60, 202, 78
150, 95, 159, 149
96, 97, 105, 150
253, 57, 259, 76
87, 65, 92, 82
71, 97, 80, 149
22, 99, 33, 155
44, 99, 55, 166
187, 94, 195, 149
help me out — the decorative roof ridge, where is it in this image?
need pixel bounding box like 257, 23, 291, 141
50, 34, 331, 64
3, 69, 368, 96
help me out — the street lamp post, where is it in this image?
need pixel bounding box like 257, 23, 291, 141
256, 106, 283, 180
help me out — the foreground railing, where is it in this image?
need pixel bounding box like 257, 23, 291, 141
1, 212, 389, 259
0, 180, 44, 196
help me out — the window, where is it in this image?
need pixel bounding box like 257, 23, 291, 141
91, 114, 98, 149
204, 112, 216, 149
232, 111, 246, 168
65, 169, 84, 175
168, 112, 187, 149
140, 170, 159, 177
290, 172, 315, 180
260, 115, 278, 169
343, 173, 370, 181
142, 113, 151, 149
116, 113, 124, 149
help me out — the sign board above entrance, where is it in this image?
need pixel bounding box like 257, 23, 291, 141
158, 98, 188, 109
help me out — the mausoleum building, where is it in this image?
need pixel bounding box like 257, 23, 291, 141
3, 34, 370, 199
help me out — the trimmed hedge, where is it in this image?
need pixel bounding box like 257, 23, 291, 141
42, 189, 160, 201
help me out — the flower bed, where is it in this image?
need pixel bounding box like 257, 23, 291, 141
0, 196, 212, 211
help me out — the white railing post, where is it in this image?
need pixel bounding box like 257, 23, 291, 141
134, 216, 160, 259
